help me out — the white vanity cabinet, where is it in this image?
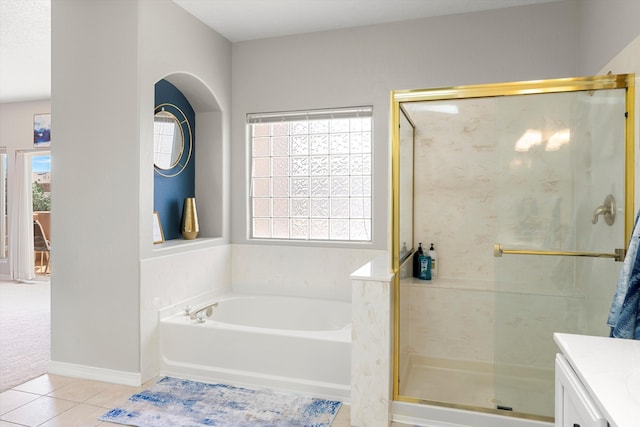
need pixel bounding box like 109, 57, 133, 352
554, 333, 640, 427
555, 353, 606, 427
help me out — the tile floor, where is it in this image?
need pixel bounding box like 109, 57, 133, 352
0, 374, 146, 427
1, 281, 408, 426
0, 373, 408, 427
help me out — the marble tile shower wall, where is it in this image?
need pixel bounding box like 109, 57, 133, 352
573, 88, 626, 337
410, 97, 499, 366
407, 90, 624, 369
413, 98, 498, 287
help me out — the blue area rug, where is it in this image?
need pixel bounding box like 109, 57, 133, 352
99, 377, 342, 427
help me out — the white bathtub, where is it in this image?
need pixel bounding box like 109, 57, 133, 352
159, 293, 352, 400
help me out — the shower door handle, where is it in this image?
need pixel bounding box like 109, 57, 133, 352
494, 244, 624, 262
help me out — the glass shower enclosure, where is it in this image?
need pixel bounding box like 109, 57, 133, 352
391, 74, 635, 422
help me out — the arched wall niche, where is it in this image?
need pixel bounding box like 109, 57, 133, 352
155, 72, 224, 241
164, 73, 222, 113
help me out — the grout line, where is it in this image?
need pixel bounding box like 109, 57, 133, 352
0, 391, 41, 419
34, 400, 81, 427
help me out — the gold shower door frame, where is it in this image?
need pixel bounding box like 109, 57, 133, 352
390, 74, 635, 421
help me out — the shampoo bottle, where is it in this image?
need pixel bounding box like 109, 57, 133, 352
413, 243, 424, 278
428, 243, 438, 279
419, 252, 432, 280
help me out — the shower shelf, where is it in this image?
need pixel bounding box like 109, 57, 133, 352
403, 277, 495, 291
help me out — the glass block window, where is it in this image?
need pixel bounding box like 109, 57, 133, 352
248, 106, 373, 241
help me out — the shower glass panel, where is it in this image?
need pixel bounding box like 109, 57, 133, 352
392, 75, 634, 423
398, 107, 415, 262
493, 88, 627, 418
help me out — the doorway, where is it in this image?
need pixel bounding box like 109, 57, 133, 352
11, 150, 51, 281
0, 150, 52, 391
32, 153, 51, 277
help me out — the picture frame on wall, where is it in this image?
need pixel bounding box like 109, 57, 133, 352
153, 211, 165, 244
34, 113, 51, 147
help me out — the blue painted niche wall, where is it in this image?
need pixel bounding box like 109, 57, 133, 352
154, 79, 195, 240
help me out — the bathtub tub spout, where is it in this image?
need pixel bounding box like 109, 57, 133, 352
190, 302, 219, 321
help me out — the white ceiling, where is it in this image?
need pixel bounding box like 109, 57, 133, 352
173, 0, 560, 43
0, 0, 51, 103
0, 0, 560, 103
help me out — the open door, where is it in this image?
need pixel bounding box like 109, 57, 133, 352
10, 151, 51, 281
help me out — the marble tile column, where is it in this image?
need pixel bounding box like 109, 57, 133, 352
350, 254, 394, 427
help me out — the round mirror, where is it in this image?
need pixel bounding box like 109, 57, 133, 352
153, 110, 184, 170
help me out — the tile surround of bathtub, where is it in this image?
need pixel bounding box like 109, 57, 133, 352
231, 244, 385, 300
351, 277, 393, 427
140, 244, 233, 383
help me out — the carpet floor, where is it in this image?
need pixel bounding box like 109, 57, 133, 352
0, 280, 50, 392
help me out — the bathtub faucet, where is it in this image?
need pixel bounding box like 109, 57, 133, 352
190, 302, 219, 322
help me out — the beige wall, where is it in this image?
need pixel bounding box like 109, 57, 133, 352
230, 1, 581, 251
51, 0, 232, 383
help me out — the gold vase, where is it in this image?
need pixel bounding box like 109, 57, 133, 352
181, 197, 199, 240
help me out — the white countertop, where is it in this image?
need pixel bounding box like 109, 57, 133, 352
554, 333, 640, 427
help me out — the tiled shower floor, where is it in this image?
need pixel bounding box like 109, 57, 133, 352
400, 356, 555, 419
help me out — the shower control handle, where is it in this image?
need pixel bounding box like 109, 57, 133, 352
592, 194, 616, 226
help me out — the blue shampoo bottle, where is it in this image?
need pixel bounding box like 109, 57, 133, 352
418, 252, 431, 280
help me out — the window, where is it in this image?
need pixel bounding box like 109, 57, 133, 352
248, 106, 372, 241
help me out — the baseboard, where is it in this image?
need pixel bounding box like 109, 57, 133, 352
48, 360, 142, 387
